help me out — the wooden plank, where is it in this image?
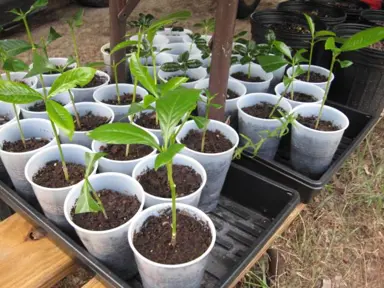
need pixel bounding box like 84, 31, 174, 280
229, 203, 306, 287
82, 277, 108, 288
0, 213, 75, 288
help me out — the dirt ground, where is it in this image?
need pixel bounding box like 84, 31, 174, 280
3, 1, 383, 288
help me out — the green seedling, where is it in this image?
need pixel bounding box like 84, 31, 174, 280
160, 51, 202, 77
186, 32, 207, 53
39, 26, 62, 60
193, 17, 215, 36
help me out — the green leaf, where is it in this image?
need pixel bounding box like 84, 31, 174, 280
47, 27, 62, 45
49, 67, 96, 97
341, 27, 384, 52
127, 102, 147, 117
85, 152, 106, 177
160, 62, 181, 72
3, 57, 28, 72
26, 51, 56, 78
273, 41, 292, 60
337, 59, 353, 68
75, 180, 102, 214
159, 77, 188, 94
257, 55, 288, 73
154, 143, 184, 169
30, 0, 48, 12
293, 48, 309, 63
46, 99, 74, 140
0, 39, 32, 57
129, 53, 158, 97
84, 61, 105, 68
110, 40, 138, 55
0, 79, 42, 104
74, 9, 84, 27
187, 59, 202, 69
156, 87, 200, 145
143, 94, 157, 107
192, 116, 209, 129
88, 123, 160, 150
325, 37, 336, 51
178, 51, 189, 63
315, 30, 336, 38
303, 13, 315, 37
283, 75, 292, 87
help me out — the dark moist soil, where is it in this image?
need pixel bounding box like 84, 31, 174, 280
74, 112, 109, 131
166, 76, 198, 83
71, 189, 141, 231
282, 91, 317, 102
203, 89, 239, 100
242, 102, 286, 119
2, 138, 49, 153
297, 115, 340, 131
181, 129, 233, 153
77, 74, 108, 88
28, 100, 64, 112
266, 22, 310, 34
296, 71, 327, 83
32, 161, 85, 188
0, 114, 10, 125
42, 65, 73, 75
134, 111, 160, 129
133, 209, 212, 264
370, 41, 384, 51
99, 144, 153, 161
303, 9, 330, 18
137, 164, 202, 198
231, 72, 265, 83
102, 93, 142, 106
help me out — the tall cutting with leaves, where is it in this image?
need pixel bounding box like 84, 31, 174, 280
193, 17, 215, 37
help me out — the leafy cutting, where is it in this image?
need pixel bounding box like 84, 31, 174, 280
160, 51, 202, 77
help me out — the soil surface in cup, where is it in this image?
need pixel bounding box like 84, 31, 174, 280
231, 72, 265, 82
99, 144, 153, 161
242, 102, 286, 119
32, 161, 85, 188
166, 76, 198, 83
296, 71, 328, 83
74, 112, 109, 131
133, 208, 212, 264
134, 111, 160, 129
71, 189, 141, 231
297, 115, 340, 131
302, 9, 331, 18
137, 164, 202, 198
0, 114, 10, 125
203, 89, 239, 100
42, 65, 73, 75
371, 20, 384, 26
181, 129, 233, 153
28, 100, 64, 112
102, 93, 142, 106
77, 74, 108, 88
282, 91, 317, 102
265, 23, 310, 34
2, 138, 49, 153
370, 41, 384, 51
331, 1, 363, 10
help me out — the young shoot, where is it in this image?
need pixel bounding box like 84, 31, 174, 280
186, 32, 206, 53
74, 152, 107, 218
67, 8, 84, 67
193, 17, 215, 37
160, 51, 202, 77
40, 27, 62, 60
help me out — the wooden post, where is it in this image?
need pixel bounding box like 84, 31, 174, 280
208, 0, 239, 122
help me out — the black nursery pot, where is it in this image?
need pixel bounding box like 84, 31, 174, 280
311, 0, 370, 23
328, 23, 384, 117
277, 1, 347, 28
360, 10, 384, 26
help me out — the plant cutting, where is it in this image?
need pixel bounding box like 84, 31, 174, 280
63, 153, 145, 277
290, 26, 384, 176
193, 17, 215, 40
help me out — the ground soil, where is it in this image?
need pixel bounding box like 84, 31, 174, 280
133, 209, 212, 264
231, 71, 265, 82
181, 129, 233, 153
242, 102, 285, 119
99, 144, 153, 161
71, 189, 141, 231
137, 164, 202, 198
74, 112, 109, 131
370, 41, 384, 51
297, 115, 340, 131
166, 75, 198, 82
297, 71, 328, 83
77, 74, 108, 88
0, 115, 10, 125
102, 93, 143, 105
28, 100, 64, 112
266, 22, 310, 34
283, 91, 317, 102
134, 111, 160, 129
32, 161, 85, 188
2, 138, 49, 153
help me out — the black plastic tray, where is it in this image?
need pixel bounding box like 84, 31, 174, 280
0, 163, 299, 288
235, 100, 377, 203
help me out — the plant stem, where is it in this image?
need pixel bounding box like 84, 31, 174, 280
166, 162, 177, 246
69, 25, 81, 67
201, 96, 211, 153
269, 80, 291, 119
88, 179, 108, 219
247, 61, 251, 79
125, 144, 130, 157
49, 119, 69, 181
112, 61, 121, 104
306, 39, 314, 82
68, 90, 81, 129
150, 44, 157, 85
315, 54, 336, 130
22, 16, 35, 49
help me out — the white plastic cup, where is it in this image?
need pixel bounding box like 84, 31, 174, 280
195, 78, 247, 128
157, 28, 193, 43
19, 87, 71, 120
274, 81, 324, 108
132, 154, 207, 208
163, 43, 201, 61
0, 102, 19, 131
1, 72, 38, 89
91, 129, 159, 176
270, 64, 287, 89
0, 119, 56, 202
128, 202, 216, 288
25, 144, 97, 230
100, 43, 112, 74
290, 103, 349, 177
237, 93, 292, 161
286, 65, 334, 91
158, 67, 207, 89
70, 70, 110, 103
64, 172, 145, 277
93, 84, 148, 123
33, 58, 77, 87
60, 102, 114, 148
229, 63, 273, 93
130, 34, 170, 49
176, 120, 239, 212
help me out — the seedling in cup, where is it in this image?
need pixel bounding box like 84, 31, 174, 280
160, 51, 203, 78
193, 17, 215, 37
